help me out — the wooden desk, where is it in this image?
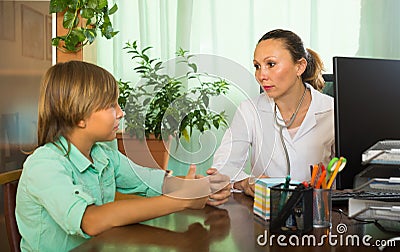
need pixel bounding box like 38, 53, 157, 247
72, 193, 399, 251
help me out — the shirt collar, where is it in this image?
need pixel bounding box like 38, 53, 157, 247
56, 137, 110, 173
91, 144, 111, 171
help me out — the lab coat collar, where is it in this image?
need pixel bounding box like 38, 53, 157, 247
256, 93, 274, 113
293, 85, 331, 141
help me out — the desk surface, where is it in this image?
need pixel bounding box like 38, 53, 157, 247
73, 193, 399, 252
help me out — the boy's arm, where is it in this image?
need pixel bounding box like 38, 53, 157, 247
83, 164, 206, 236
82, 194, 207, 236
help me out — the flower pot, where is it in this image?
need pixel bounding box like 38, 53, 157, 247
116, 132, 170, 170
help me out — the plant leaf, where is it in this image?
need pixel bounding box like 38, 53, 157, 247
202, 95, 209, 107
81, 8, 95, 19
87, 0, 97, 9
49, 0, 67, 13
84, 29, 96, 43
98, 0, 108, 9
189, 63, 197, 73
182, 128, 190, 142
51, 37, 61, 46
109, 4, 118, 15
143, 97, 151, 106
213, 119, 220, 129
63, 10, 77, 29
71, 29, 86, 42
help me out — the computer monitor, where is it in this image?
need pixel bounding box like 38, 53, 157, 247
333, 56, 400, 189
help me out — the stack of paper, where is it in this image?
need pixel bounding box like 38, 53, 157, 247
253, 178, 287, 220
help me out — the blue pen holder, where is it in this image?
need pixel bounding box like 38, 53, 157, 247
269, 183, 313, 234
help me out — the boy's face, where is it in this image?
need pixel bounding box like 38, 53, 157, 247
84, 102, 123, 142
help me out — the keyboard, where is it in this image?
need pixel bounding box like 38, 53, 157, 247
332, 190, 400, 205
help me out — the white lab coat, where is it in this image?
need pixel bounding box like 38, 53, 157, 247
213, 84, 335, 182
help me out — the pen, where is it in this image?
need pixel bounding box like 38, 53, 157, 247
322, 175, 327, 189
318, 163, 327, 189
315, 170, 326, 189
271, 183, 305, 231
278, 175, 291, 212
309, 165, 313, 182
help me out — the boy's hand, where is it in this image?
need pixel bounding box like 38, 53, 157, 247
185, 164, 197, 179
163, 164, 210, 200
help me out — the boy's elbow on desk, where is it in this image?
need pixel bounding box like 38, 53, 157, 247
81, 204, 111, 236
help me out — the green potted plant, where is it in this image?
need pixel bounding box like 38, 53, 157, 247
117, 79, 133, 111
49, 0, 118, 52
117, 41, 230, 169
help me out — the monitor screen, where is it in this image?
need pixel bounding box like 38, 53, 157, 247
333, 56, 400, 189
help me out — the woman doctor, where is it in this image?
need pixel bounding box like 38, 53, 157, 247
212, 29, 335, 197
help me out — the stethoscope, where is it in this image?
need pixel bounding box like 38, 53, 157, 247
273, 85, 308, 176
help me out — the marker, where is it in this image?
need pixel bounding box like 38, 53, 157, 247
315, 170, 326, 189
283, 175, 291, 189
310, 164, 319, 187
319, 163, 327, 189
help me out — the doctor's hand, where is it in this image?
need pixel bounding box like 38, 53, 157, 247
233, 175, 268, 197
233, 178, 255, 197
197, 168, 231, 206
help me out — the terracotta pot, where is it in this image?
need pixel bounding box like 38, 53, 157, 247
116, 132, 169, 170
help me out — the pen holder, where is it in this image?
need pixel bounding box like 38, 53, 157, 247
312, 188, 332, 228
269, 183, 313, 234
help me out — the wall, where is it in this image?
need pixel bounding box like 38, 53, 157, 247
0, 1, 51, 251
0, 0, 51, 166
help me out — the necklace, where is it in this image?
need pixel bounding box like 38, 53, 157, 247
274, 86, 307, 128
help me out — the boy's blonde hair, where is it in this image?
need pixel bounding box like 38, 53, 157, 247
37, 61, 119, 146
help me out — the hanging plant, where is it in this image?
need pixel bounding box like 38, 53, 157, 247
49, 0, 118, 52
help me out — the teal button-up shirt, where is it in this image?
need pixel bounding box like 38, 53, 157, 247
16, 137, 165, 252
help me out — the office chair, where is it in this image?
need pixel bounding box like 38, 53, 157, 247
0, 169, 22, 252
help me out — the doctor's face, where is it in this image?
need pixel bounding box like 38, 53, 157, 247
253, 39, 301, 99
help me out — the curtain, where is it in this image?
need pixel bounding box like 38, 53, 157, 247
89, 0, 400, 174
357, 0, 400, 58
92, 0, 400, 81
